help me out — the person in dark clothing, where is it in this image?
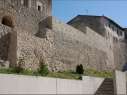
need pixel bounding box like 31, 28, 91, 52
122, 62, 127, 72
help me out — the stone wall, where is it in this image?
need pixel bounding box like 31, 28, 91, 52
52, 17, 114, 71
119, 41, 127, 69
16, 16, 115, 71
68, 15, 127, 71
0, 0, 126, 72
0, 24, 11, 60
17, 26, 54, 70
0, 0, 51, 34
68, 15, 106, 36
16, 16, 115, 72
113, 40, 127, 70
0, 0, 52, 69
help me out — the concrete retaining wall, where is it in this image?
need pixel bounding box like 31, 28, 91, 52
114, 71, 127, 95
0, 74, 104, 94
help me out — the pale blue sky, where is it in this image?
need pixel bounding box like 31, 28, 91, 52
53, 0, 127, 28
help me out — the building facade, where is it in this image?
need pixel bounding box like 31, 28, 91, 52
0, 0, 53, 70
68, 15, 127, 70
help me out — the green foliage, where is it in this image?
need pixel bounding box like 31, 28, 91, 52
38, 64, 49, 76
47, 71, 81, 80
0, 68, 40, 76
84, 68, 113, 78
0, 68, 16, 74
21, 69, 35, 75
16, 57, 25, 73
76, 64, 84, 74
14, 65, 24, 74
0, 68, 113, 79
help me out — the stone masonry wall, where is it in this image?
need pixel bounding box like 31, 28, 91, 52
0, 0, 51, 34
68, 15, 106, 36
14, 16, 115, 71
113, 40, 127, 70
17, 26, 54, 70
0, 24, 12, 61
52, 17, 114, 71
0, 0, 121, 71
0, 0, 52, 69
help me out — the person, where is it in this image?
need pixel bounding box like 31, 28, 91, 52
122, 62, 127, 72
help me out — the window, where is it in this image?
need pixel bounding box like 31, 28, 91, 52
21, 0, 31, 8
37, 1, 42, 11
125, 32, 127, 39
112, 27, 115, 31
21, 0, 24, 5
38, 6, 41, 11
109, 24, 111, 28
24, 0, 29, 7
117, 30, 123, 36
117, 30, 119, 35
120, 31, 123, 36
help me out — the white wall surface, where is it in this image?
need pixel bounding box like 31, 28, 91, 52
82, 76, 104, 94
0, 74, 104, 94
114, 71, 126, 95
0, 74, 57, 94
57, 78, 83, 94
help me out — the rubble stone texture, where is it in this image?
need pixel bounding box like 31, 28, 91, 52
0, 0, 126, 71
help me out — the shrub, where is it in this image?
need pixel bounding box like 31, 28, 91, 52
76, 64, 84, 74
38, 63, 49, 76
15, 57, 25, 73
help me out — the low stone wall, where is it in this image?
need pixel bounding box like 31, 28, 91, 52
0, 74, 104, 94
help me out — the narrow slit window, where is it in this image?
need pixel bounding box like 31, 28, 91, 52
37, 1, 42, 11
21, 0, 31, 8
24, 0, 29, 7
38, 6, 41, 11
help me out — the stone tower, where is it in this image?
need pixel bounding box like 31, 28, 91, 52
0, 0, 51, 33
0, 0, 52, 70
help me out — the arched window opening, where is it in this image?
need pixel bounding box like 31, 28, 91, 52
37, 1, 42, 11
38, 5, 41, 11
2, 16, 14, 28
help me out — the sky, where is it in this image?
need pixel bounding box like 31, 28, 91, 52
52, 0, 127, 28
